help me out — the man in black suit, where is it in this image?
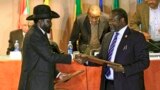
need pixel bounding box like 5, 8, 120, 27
70, 5, 110, 55
6, 15, 29, 55
76, 8, 150, 90
18, 5, 72, 90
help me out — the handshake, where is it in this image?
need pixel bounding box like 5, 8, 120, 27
74, 54, 88, 64
73, 54, 125, 73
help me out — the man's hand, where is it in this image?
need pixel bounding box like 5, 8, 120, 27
54, 72, 71, 84
58, 72, 71, 82
107, 64, 124, 73
74, 54, 87, 64
141, 32, 151, 41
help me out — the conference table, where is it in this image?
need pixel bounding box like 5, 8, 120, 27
0, 55, 160, 90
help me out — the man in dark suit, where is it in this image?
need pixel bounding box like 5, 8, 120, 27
76, 8, 150, 90
18, 4, 72, 90
130, 0, 160, 52
70, 5, 110, 55
7, 29, 24, 55
6, 15, 29, 55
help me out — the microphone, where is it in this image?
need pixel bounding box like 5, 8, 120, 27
147, 41, 160, 50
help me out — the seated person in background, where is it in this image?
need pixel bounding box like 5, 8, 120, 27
6, 15, 31, 55
130, 0, 160, 52
69, 5, 110, 55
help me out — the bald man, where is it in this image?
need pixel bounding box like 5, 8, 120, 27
70, 5, 110, 55
6, 15, 31, 55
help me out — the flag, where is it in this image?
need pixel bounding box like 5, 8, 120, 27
99, 0, 103, 11
137, 0, 143, 4
19, 0, 30, 15
75, 0, 82, 16
113, 0, 119, 9
18, 0, 30, 28
44, 0, 50, 5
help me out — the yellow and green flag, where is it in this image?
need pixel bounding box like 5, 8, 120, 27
75, 0, 82, 16
113, 0, 119, 9
44, 0, 50, 5
18, 0, 30, 28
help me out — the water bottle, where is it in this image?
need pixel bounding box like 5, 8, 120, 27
68, 41, 73, 54
14, 40, 19, 51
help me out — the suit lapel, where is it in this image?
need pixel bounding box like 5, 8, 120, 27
35, 26, 50, 44
144, 5, 149, 30
19, 30, 23, 38
84, 16, 91, 41
104, 32, 114, 60
115, 27, 131, 60
106, 32, 114, 51
142, 4, 149, 31
18, 30, 24, 49
98, 17, 105, 39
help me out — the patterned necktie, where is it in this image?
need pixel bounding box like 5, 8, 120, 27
105, 32, 119, 76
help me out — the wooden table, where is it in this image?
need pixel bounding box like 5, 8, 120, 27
144, 60, 160, 90
0, 60, 21, 90
0, 56, 159, 90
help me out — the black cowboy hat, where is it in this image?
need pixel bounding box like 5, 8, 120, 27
26, 4, 60, 20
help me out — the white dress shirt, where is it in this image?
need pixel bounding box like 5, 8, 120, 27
149, 3, 160, 41
105, 25, 127, 80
